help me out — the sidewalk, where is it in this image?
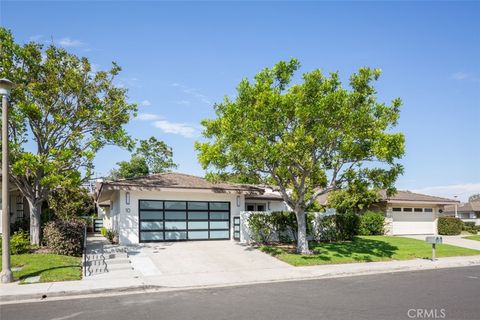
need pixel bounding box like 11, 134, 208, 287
2, 254, 480, 304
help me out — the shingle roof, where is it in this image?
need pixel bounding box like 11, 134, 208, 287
444, 201, 480, 213
316, 189, 459, 206
98, 172, 264, 193
378, 190, 459, 203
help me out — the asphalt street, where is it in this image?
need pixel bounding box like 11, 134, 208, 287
2, 266, 479, 320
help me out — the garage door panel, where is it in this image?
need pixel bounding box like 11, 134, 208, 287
139, 200, 230, 242
392, 212, 435, 235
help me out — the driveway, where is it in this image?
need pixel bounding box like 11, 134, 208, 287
406, 235, 480, 250
127, 241, 293, 286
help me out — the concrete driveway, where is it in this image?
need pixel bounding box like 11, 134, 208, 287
406, 235, 480, 250
127, 241, 293, 285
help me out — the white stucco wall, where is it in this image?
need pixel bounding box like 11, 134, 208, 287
114, 189, 247, 245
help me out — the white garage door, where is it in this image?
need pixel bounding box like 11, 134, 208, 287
392, 211, 436, 235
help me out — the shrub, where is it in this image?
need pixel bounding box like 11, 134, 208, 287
359, 211, 385, 236
315, 215, 338, 242
247, 213, 274, 244
438, 217, 463, 235
335, 212, 360, 241
0, 230, 31, 254
463, 222, 477, 234
100, 227, 107, 236
43, 219, 86, 256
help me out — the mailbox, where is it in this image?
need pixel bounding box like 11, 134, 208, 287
425, 236, 442, 261
425, 236, 442, 244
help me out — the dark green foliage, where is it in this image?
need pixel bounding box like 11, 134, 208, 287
359, 211, 385, 235
10, 217, 30, 233
335, 213, 360, 241
463, 222, 478, 234
438, 217, 463, 235
43, 219, 86, 256
0, 230, 31, 254
109, 137, 177, 179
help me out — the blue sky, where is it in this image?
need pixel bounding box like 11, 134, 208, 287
1, 1, 479, 201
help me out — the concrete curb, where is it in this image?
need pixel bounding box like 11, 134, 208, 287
0, 284, 163, 304
2, 257, 480, 305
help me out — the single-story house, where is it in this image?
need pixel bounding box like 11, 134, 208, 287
0, 174, 29, 233
96, 173, 288, 245
318, 190, 459, 235
444, 201, 480, 225
96, 172, 460, 244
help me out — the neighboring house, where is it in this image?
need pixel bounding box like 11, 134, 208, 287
444, 201, 480, 226
317, 190, 459, 235
95, 172, 288, 245
0, 174, 29, 233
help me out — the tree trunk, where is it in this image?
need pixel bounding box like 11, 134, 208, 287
28, 200, 42, 245
295, 208, 310, 254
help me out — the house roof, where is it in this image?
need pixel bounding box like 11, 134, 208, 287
97, 172, 264, 194
378, 190, 459, 204
444, 201, 480, 213
316, 190, 459, 206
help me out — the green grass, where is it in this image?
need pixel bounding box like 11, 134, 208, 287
260, 236, 480, 266
0, 253, 82, 284
464, 235, 480, 242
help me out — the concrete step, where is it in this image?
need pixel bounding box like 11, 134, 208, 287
86, 252, 128, 260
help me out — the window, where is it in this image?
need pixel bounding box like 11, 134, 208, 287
256, 204, 265, 212
414, 208, 423, 212
424, 208, 433, 213
246, 204, 255, 211
403, 208, 413, 212
392, 208, 402, 212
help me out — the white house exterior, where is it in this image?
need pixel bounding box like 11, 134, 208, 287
96, 173, 288, 245
317, 190, 459, 236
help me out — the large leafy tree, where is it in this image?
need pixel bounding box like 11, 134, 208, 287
469, 194, 480, 203
196, 59, 404, 253
109, 136, 177, 179
0, 28, 137, 244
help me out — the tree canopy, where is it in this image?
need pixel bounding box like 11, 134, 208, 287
196, 59, 405, 253
469, 194, 480, 203
109, 136, 177, 180
0, 28, 137, 244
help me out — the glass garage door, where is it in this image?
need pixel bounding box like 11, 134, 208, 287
139, 200, 230, 242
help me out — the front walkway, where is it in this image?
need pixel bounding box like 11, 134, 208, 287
406, 235, 480, 250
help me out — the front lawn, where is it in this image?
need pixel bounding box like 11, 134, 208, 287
0, 253, 82, 284
464, 235, 480, 242
260, 236, 480, 266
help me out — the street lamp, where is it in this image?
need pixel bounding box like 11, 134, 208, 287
0, 78, 14, 283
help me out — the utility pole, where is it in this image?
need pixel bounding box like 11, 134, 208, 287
0, 78, 14, 283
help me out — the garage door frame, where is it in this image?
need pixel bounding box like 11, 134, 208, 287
138, 199, 231, 242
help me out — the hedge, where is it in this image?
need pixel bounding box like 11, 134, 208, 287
359, 211, 385, 236
437, 217, 463, 235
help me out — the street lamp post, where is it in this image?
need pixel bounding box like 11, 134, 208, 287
454, 195, 458, 218
0, 78, 14, 283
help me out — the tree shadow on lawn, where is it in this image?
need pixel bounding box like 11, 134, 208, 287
301, 237, 399, 262
16, 265, 80, 281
